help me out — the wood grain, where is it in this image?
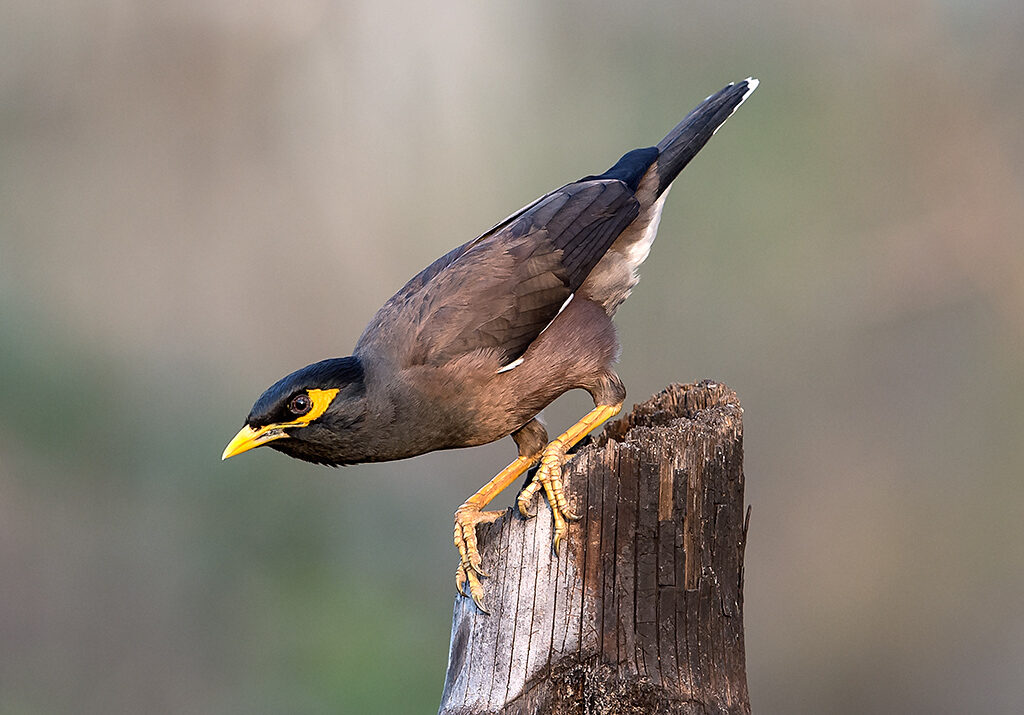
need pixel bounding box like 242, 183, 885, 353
439, 381, 749, 715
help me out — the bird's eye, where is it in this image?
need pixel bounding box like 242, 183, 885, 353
289, 394, 312, 416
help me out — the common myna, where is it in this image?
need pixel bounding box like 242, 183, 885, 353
223, 78, 758, 611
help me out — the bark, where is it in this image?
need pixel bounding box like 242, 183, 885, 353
439, 381, 750, 715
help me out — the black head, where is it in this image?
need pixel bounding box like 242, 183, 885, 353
222, 356, 368, 466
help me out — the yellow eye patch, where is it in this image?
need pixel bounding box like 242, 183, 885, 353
298, 388, 341, 425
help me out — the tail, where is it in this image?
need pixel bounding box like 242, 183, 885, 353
649, 78, 758, 199
595, 78, 758, 208
576, 79, 759, 313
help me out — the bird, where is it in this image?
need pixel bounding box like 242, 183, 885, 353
223, 78, 758, 612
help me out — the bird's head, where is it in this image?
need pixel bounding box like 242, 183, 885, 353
222, 356, 368, 466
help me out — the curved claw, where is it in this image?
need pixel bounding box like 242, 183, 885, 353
457, 563, 489, 613
517, 480, 542, 519
453, 506, 502, 612
469, 578, 489, 614
455, 564, 467, 597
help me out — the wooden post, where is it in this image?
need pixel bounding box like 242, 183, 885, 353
439, 381, 750, 715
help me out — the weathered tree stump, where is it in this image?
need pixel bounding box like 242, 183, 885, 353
439, 381, 749, 715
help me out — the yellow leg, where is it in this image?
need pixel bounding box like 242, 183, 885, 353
454, 453, 539, 612
517, 403, 622, 553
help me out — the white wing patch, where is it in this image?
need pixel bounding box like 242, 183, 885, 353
540, 293, 575, 334
496, 356, 525, 374
494, 293, 575, 373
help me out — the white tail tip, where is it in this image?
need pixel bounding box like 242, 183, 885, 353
741, 77, 759, 101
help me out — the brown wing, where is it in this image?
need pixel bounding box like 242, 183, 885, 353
356, 178, 639, 367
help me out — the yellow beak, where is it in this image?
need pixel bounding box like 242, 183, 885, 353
221, 387, 341, 461
222, 424, 289, 460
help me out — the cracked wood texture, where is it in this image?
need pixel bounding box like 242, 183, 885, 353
439, 381, 750, 715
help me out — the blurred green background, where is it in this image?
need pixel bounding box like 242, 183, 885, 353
2, 1, 1022, 713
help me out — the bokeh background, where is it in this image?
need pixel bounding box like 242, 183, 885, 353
3, 1, 1022, 713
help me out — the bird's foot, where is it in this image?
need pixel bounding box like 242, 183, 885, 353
516, 438, 580, 554
453, 505, 504, 613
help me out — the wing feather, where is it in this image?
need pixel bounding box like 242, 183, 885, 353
356, 178, 640, 367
